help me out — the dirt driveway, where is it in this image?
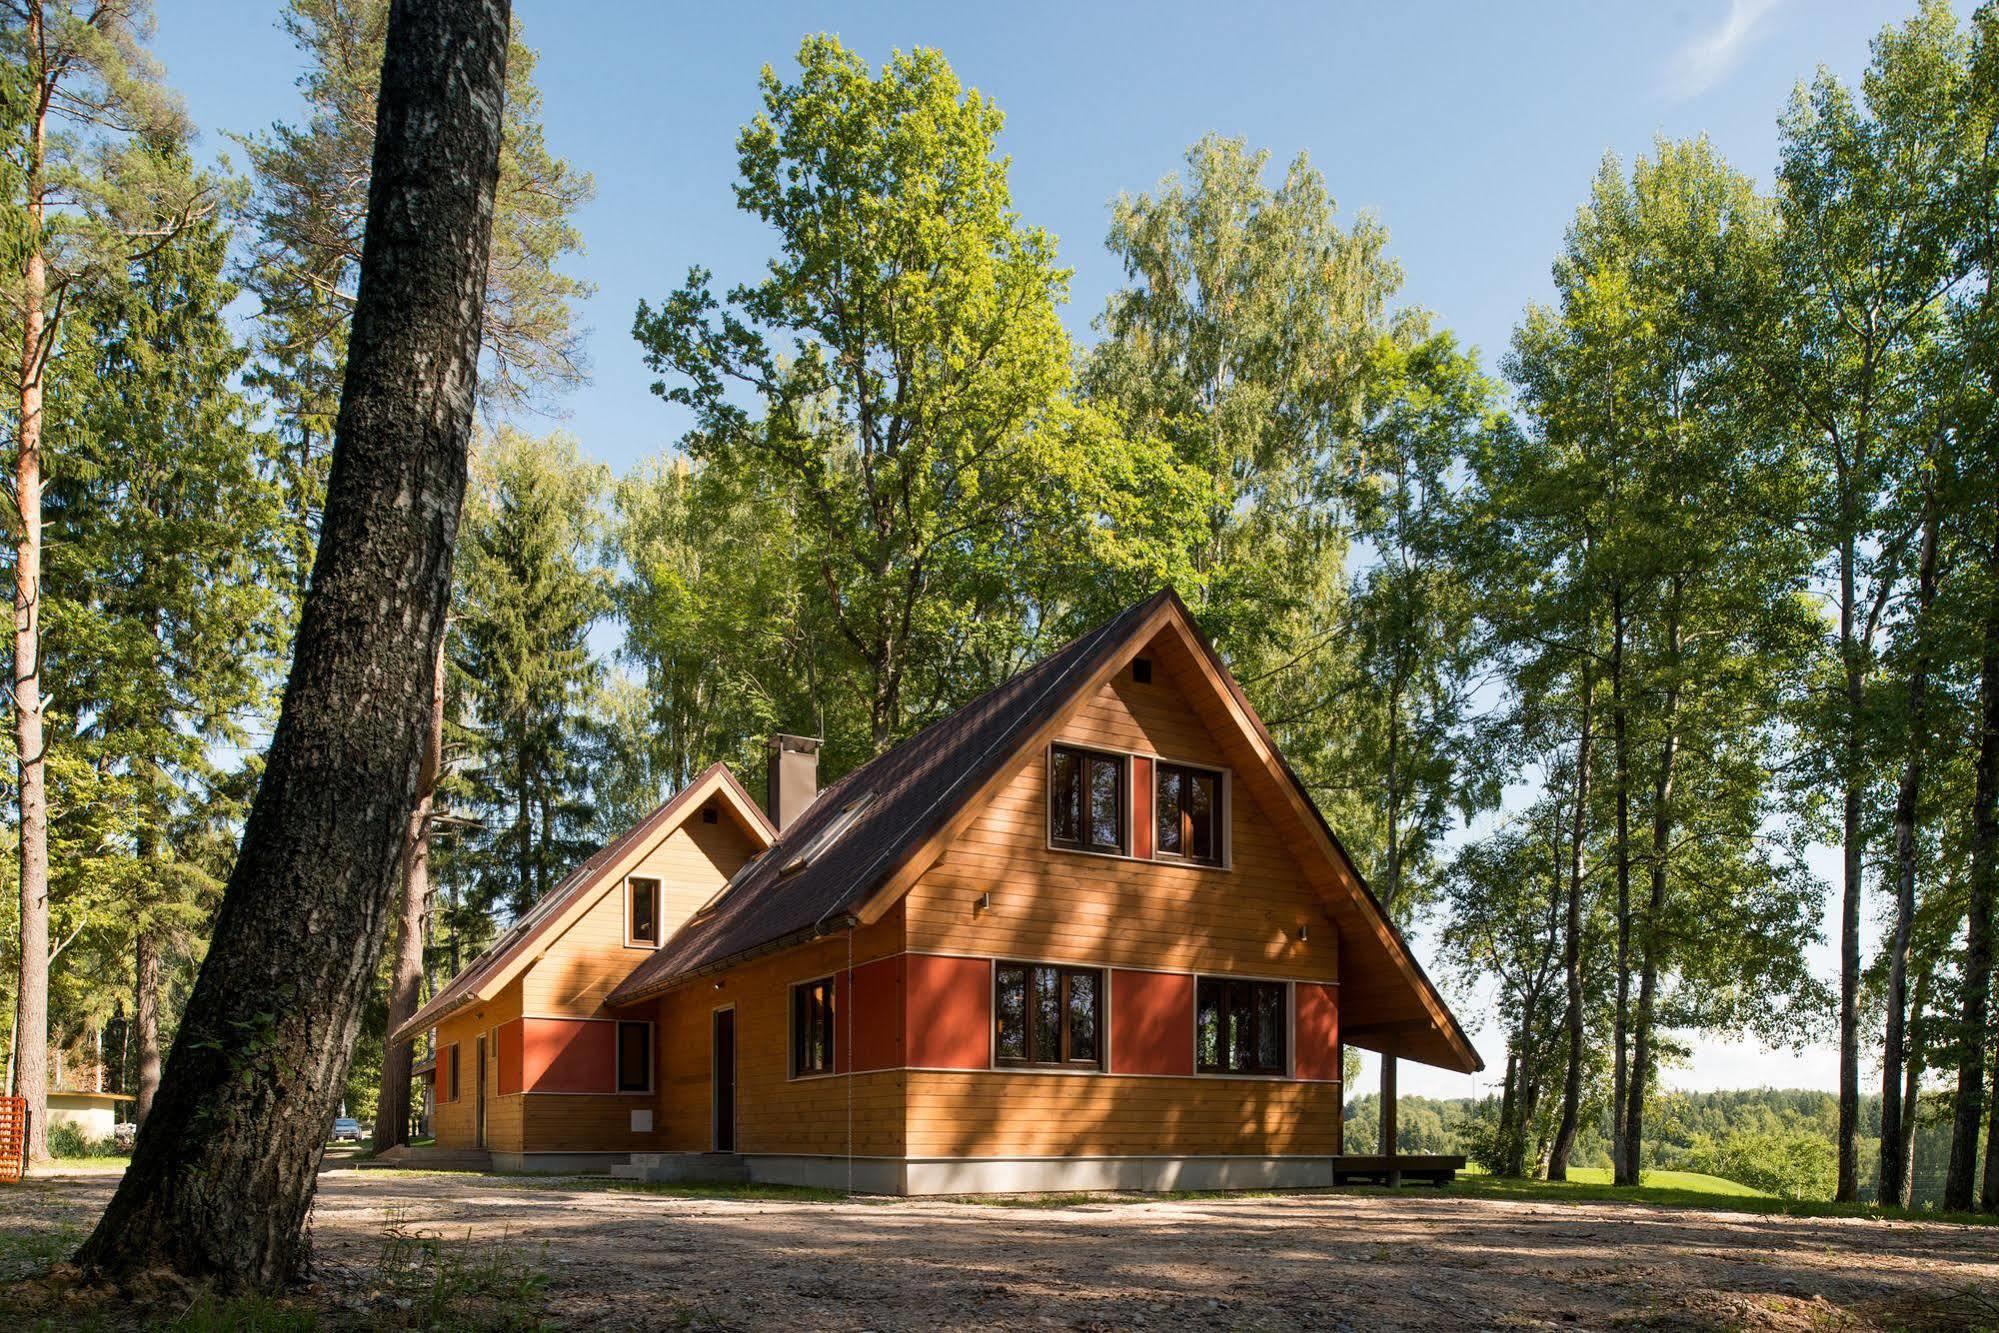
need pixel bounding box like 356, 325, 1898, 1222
6, 1168, 1997, 1330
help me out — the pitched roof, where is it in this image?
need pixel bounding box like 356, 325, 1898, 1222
608, 588, 1481, 1075
607, 591, 1173, 1003
391, 762, 774, 1044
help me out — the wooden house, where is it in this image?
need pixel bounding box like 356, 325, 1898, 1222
395, 590, 1480, 1191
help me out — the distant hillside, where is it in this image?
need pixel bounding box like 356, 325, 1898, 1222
1344, 1087, 1966, 1207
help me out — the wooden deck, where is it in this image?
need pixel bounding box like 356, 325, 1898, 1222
1330, 1154, 1465, 1186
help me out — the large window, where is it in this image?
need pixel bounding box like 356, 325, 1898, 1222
628, 876, 661, 946
791, 976, 837, 1077
1156, 762, 1223, 865
1196, 978, 1287, 1075
617, 1021, 652, 1092
995, 963, 1102, 1069
1049, 746, 1124, 855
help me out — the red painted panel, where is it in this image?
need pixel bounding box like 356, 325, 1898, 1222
1110, 969, 1194, 1075
1294, 982, 1341, 1081
496, 1018, 524, 1096
1132, 755, 1154, 859
522, 1017, 617, 1093
905, 954, 992, 1069
848, 955, 904, 1072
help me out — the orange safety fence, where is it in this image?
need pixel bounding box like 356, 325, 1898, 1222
0, 1096, 25, 1182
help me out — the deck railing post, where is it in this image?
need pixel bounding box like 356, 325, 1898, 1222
1381, 1044, 1400, 1188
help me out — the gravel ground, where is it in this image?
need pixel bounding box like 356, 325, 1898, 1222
5, 1166, 1998, 1330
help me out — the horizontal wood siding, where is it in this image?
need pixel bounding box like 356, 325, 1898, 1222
520, 815, 759, 1019
653, 907, 906, 1156
904, 1071, 1342, 1157
904, 646, 1341, 982
901, 638, 1343, 1159
430, 984, 523, 1151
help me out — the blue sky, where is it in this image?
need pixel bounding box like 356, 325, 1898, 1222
153, 0, 1914, 1096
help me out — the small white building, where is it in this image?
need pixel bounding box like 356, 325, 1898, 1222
47, 1090, 133, 1142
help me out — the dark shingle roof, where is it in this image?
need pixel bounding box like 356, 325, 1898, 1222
607, 591, 1172, 1002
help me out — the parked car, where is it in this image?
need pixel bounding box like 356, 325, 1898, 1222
330, 1117, 363, 1142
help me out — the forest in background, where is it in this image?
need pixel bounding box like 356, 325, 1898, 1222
2, 0, 1997, 1213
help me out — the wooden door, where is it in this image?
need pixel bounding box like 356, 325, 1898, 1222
712, 1008, 736, 1152
474, 1034, 487, 1150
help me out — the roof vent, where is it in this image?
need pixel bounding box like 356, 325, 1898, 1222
1132, 657, 1152, 684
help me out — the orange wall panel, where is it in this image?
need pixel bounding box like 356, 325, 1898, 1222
522, 1017, 615, 1094
1109, 969, 1193, 1075
1294, 982, 1340, 1081
849, 955, 904, 1072
905, 953, 991, 1070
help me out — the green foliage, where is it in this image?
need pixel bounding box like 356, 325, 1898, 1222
449, 430, 612, 918
1683, 1129, 1838, 1201
634, 35, 1077, 764
238, 0, 595, 590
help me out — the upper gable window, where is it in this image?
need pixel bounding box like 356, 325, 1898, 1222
1049, 745, 1124, 855
627, 876, 661, 947
1155, 762, 1224, 866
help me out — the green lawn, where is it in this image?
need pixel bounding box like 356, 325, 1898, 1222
1445, 1166, 1995, 1225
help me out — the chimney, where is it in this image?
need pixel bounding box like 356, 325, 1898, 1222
765, 734, 821, 831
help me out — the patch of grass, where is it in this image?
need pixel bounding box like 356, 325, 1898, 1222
1447, 1169, 1999, 1224
369, 1206, 552, 1331
0, 1223, 82, 1281
163, 1294, 320, 1332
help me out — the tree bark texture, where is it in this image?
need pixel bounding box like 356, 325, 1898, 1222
1837, 533, 1864, 1204
11, 2, 51, 1164
1951, 477, 1999, 1212
374, 634, 444, 1152
1880, 494, 1937, 1206
133, 926, 160, 1128
1547, 657, 1594, 1182
75, 0, 508, 1288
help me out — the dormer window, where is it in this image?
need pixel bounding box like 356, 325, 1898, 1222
1049, 745, 1124, 855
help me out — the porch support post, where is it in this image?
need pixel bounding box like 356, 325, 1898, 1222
1381, 1044, 1400, 1188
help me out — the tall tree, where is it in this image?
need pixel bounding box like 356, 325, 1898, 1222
239, 0, 593, 591
452, 427, 609, 917
238, 0, 592, 1151
41, 199, 282, 1129
75, 0, 507, 1285
635, 36, 1075, 767
1, 0, 213, 1164
1770, 1, 1964, 1199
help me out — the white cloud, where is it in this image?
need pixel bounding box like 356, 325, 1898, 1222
1662, 0, 1783, 101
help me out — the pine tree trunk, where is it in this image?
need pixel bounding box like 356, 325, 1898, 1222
374, 635, 443, 1152
132, 927, 161, 1128
1548, 656, 1594, 1182
9, 5, 51, 1164
1881, 493, 1938, 1206
1950, 480, 1999, 1212
73, 0, 508, 1288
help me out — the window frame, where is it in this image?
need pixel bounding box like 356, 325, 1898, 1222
1154, 760, 1227, 867
1047, 744, 1127, 857
626, 875, 662, 948
445, 1042, 461, 1102
615, 1020, 654, 1094
993, 961, 1106, 1071
790, 975, 839, 1079
1195, 976, 1290, 1077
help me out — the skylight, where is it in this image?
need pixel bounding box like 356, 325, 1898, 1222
694, 846, 771, 917
779, 792, 877, 877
